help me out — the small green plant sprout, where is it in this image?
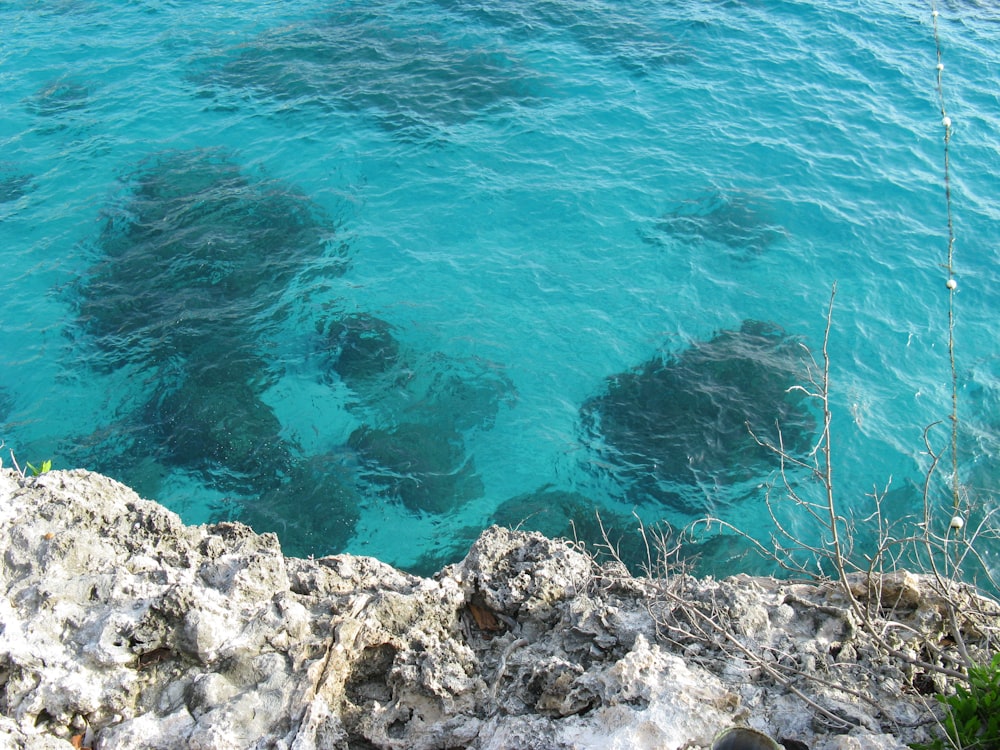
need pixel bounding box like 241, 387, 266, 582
911, 652, 1000, 750
26, 459, 52, 476
0, 439, 25, 479
2, 442, 53, 480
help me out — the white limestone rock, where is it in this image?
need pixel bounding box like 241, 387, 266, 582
0, 469, 987, 749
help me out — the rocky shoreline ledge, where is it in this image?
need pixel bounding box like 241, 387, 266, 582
0, 469, 988, 749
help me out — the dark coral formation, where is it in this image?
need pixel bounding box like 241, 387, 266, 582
0, 164, 34, 204
647, 191, 786, 260
400, 351, 517, 432
0, 386, 12, 425
71, 146, 519, 556
319, 314, 519, 427
73, 149, 358, 551
349, 422, 484, 514
320, 312, 403, 388
318, 310, 514, 518
143, 362, 289, 493
580, 320, 817, 509
226, 453, 362, 556
78, 149, 347, 370
433, 0, 690, 76
24, 78, 89, 118
191, 5, 544, 135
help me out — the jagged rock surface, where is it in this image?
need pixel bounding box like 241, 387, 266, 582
0, 469, 982, 749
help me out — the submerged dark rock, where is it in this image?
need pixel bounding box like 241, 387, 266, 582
648, 191, 786, 260
77, 149, 347, 370
433, 0, 692, 76
316, 310, 512, 522
580, 320, 816, 507
320, 312, 403, 387
402, 351, 517, 432
219, 453, 362, 557
144, 364, 290, 493
0, 164, 34, 204
318, 308, 517, 434
192, 6, 545, 135
349, 421, 484, 514
24, 78, 89, 118
69, 149, 358, 549
0, 386, 12, 424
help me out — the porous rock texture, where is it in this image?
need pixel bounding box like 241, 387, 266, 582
0, 469, 987, 749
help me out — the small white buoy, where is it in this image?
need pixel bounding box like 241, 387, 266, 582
933, 9, 939, 17
946, 278, 957, 290
937, 63, 944, 72
943, 116, 952, 128
950, 515, 964, 531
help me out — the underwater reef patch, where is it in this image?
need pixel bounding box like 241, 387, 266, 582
396, 351, 518, 432
0, 164, 34, 204
954, 365, 1000, 528
217, 453, 362, 557
23, 77, 93, 135
77, 148, 347, 370
24, 78, 89, 117
0, 386, 12, 425
143, 363, 290, 494
319, 312, 404, 389
579, 320, 816, 509
318, 311, 517, 433
646, 191, 786, 260
191, 5, 545, 135
432, 0, 691, 76
317, 309, 513, 520
349, 422, 484, 515
69, 148, 360, 552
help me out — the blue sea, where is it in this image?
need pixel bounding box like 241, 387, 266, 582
1, 0, 997, 578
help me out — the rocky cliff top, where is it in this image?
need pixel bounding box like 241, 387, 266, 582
0, 469, 992, 749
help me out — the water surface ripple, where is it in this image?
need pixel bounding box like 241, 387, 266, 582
1, 0, 997, 576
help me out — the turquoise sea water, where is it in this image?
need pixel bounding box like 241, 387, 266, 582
1, 0, 997, 576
